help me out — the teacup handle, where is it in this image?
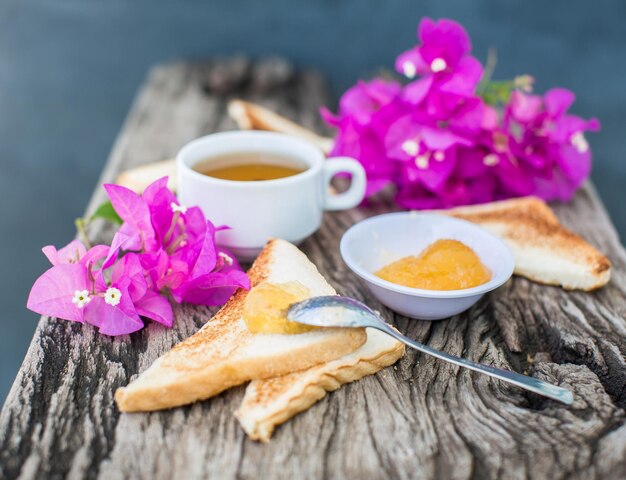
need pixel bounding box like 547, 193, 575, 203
322, 157, 367, 211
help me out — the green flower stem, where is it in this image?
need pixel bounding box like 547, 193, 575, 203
75, 218, 93, 249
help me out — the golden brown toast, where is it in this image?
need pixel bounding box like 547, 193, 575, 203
437, 196, 611, 291
115, 239, 367, 412
236, 328, 404, 442
116, 159, 177, 193
227, 99, 334, 153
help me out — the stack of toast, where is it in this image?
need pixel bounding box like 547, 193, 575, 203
115, 239, 405, 441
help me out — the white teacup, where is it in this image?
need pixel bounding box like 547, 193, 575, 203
177, 131, 366, 260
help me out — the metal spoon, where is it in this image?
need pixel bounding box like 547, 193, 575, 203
287, 296, 573, 405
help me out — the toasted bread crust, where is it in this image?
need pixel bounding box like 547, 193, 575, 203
115, 159, 177, 193
227, 100, 334, 153
437, 197, 611, 291
115, 239, 366, 412
236, 329, 405, 442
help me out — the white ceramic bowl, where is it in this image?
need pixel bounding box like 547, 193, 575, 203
340, 212, 515, 320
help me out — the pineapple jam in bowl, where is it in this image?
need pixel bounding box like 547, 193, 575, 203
340, 212, 514, 320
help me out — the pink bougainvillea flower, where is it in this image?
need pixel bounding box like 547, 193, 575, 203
325, 79, 401, 127
28, 177, 249, 337
501, 88, 601, 201
171, 223, 250, 306
396, 18, 472, 78
27, 263, 92, 323
385, 114, 471, 160
324, 18, 600, 209
41, 240, 110, 267
322, 79, 405, 196
85, 251, 173, 335
83, 283, 144, 336
105, 177, 250, 308
27, 242, 113, 324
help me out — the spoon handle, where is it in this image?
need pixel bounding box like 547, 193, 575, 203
375, 323, 573, 405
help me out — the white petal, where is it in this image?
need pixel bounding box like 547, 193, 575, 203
430, 58, 447, 73
401, 140, 419, 156
483, 154, 499, 166
104, 287, 122, 307
403, 61, 417, 79
415, 155, 429, 169
570, 132, 589, 153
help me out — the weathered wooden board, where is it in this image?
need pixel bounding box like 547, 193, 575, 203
1, 59, 625, 480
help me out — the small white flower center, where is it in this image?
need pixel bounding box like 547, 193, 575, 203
218, 252, 233, 266
415, 155, 429, 169
171, 202, 188, 214
433, 151, 445, 162
570, 132, 589, 153
72, 290, 91, 309
402, 61, 417, 79
104, 287, 122, 307
483, 154, 500, 167
430, 57, 447, 73
401, 140, 419, 156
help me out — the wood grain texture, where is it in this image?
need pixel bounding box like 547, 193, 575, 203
1, 59, 625, 480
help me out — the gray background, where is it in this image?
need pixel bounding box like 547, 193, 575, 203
0, 0, 624, 403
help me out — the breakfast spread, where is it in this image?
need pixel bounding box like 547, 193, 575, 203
436, 196, 612, 291
34, 102, 615, 444
375, 239, 492, 290
52, 73, 612, 440
114, 239, 367, 413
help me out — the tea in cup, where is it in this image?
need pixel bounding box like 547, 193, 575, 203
177, 131, 366, 259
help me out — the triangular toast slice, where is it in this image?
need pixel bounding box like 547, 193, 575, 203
437, 196, 611, 291
115, 239, 367, 412
236, 328, 404, 442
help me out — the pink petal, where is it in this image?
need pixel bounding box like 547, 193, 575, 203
104, 183, 156, 250
395, 48, 430, 77
42, 240, 88, 266
83, 289, 143, 336
402, 76, 434, 105
134, 290, 174, 327
385, 114, 422, 161
418, 18, 471, 67
438, 56, 483, 95
141, 176, 170, 204
320, 106, 340, 127
81, 245, 110, 265
421, 126, 471, 150
111, 253, 148, 302
41, 246, 58, 265
509, 91, 542, 123
481, 105, 499, 130
176, 271, 250, 306
190, 221, 217, 278
404, 149, 457, 192
102, 230, 135, 269
544, 88, 575, 118
27, 263, 90, 323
